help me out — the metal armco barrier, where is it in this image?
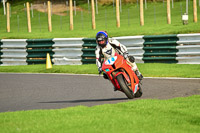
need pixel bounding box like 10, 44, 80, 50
53, 38, 83, 65
0, 39, 27, 66
26, 39, 54, 64
82, 36, 145, 64
0, 40, 2, 65
0, 33, 200, 66
177, 34, 200, 64
113, 36, 145, 63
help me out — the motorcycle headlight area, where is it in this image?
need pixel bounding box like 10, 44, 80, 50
105, 69, 110, 72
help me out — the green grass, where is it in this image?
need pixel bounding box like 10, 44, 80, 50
0, 95, 199, 133
0, 63, 200, 78
139, 63, 200, 78
0, 1, 200, 132
0, 1, 200, 38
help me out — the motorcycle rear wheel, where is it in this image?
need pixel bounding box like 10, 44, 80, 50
116, 74, 134, 99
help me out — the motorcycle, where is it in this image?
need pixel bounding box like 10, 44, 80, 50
100, 53, 142, 99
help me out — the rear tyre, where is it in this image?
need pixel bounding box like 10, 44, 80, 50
116, 74, 134, 99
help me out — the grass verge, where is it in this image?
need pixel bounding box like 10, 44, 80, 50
0, 95, 199, 133
0, 1, 200, 38
0, 63, 200, 78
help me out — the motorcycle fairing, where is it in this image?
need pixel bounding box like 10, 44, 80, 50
102, 53, 139, 93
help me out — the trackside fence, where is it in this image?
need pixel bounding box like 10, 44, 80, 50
0, 33, 200, 66
52, 38, 83, 65
113, 36, 145, 63
82, 38, 97, 64
0, 40, 2, 65
26, 39, 54, 65
143, 35, 179, 63
0, 39, 27, 66
177, 34, 200, 64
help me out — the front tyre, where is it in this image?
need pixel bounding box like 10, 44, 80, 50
116, 74, 134, 99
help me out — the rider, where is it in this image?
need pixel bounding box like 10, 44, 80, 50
95, 31, 143, 80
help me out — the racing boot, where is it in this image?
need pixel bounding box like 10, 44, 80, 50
135, 70, 143, 80
129, 61, 143, 81
113, 87, 117, 91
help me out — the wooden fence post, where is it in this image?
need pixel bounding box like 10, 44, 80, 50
116, 0, 120, 28
70, 0, 73, 30
27, 2, 32, 32
167, 0, 171, 24
47, 1, 52, 32
140, 0, 144, 26
193, 0, 197, 22
91, 0, 96, 29
6, 2, 10, 32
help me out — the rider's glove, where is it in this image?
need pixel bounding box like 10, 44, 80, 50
98, 67, 103, 74
123, 52, 129, 59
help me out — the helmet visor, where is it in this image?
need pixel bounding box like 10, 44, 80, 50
98, 40, 106, 45
97, 40, 107, 48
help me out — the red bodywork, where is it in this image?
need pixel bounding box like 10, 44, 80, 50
102, 53, 140, 93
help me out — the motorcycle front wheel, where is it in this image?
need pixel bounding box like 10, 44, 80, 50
116, 74, 134, 99
135, 84, 143, 98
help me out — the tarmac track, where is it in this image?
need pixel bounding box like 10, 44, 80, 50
0, 73, 199, 112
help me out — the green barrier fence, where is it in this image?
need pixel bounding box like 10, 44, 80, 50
143, 35, 179, 63
26, 39, 54, 64
0, 34, 191, 65
82, 38, 97, 64
81, 35, 179, 64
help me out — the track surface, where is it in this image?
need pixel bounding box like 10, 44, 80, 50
0, 73, 200, 112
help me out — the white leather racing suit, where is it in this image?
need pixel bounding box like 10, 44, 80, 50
95, 39, 138, 71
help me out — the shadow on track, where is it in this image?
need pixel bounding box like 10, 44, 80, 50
39, 98, 128, 104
